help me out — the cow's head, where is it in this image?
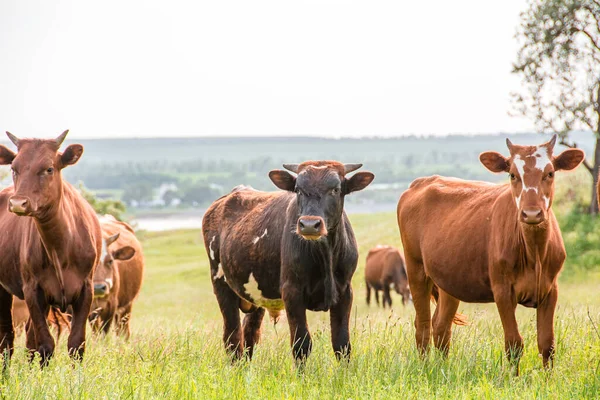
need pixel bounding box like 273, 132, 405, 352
480, 135, 584, 225
93, 232, 135, 298
0, 130, 83, 218
269, 161, 374, 240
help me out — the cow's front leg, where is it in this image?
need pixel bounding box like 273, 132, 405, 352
330, 285, 352, 360
0, 290, 15, 366
282, 283, 311, 363
537, 283, 558, 369
68, 279, 93, 360
23, 283, 53, 367
494, 286, 523, 376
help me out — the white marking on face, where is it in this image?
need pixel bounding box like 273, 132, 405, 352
543, 195, 550, 209
512, 153, 546, 206
252, 228, 268, 245
213, 263, 225, 281
105, 278, 113, 290
243, 273, 284, 310
100, 239, 109, 262
209, 236, 216, 260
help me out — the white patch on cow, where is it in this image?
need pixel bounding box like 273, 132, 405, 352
252, 229, 268, 245
105, 278, 114, 289
209, 236, 216, 260
100, 239, 109, 262
533, 147, 553, 172
543, 195, 550, 209
243, 273, 284, 311
512, 155, 543, 206
213, 263, 225, 281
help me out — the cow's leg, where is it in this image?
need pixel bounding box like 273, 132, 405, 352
383, 284, 392, 308
330, 285, 353, 360
242, 307, 265, 360
68, 280, 93, 361
282, 283, 311, 362
494, 288, 522, 375
431, 288, 460, 356
365, 281, 371, 306
212, 277, 243, 359
374, 289, 380, 306
99, 302, 117, 335
115, 304, 133, 340
406, 257, 432, 355
23, 283, 53, 366
0, 290, 14, 365
536, 283, 558, 369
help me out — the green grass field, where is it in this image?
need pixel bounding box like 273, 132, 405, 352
1, 213, 599, 399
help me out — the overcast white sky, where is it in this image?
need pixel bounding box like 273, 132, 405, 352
0, 0, 534, 139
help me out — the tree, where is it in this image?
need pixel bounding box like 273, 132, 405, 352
512, 0, 600, 213
77, 183, 127, 221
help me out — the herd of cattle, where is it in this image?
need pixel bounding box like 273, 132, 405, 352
0, 131, 589, 376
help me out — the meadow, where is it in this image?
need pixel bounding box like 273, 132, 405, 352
0, 208, 599, 399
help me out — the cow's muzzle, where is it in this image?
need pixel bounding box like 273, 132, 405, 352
297, 216, 327, 240
8, 196, 32, 216
520, 207, 544, 225
93, 278, 113, 298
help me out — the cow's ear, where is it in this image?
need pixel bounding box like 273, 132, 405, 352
60, 144, 84, 168
480, 152, 509, 173
553, 148, 585, 171
113, 246, 136, 261
269, 170, 296, 191
0, 145, 16, 165
344, 171, 374, 194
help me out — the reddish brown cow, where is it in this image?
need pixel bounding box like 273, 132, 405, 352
397, 135, 584, 374
365, 245, 411, 308
0, 131, 102, 365
89, 215, 143, 339
203, 161, 374, 362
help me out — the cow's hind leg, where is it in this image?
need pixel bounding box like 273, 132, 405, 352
405, 256, 432, 355
330, 285, 353, 360
432, 288, 460, 356
383, 284, 392, 308
0, 290, 14, 366
212, 277, 244, 359
242, 307, 265, 360
115, 304, 133, 340
374, 289, 380, 307
365, 281, 371, 306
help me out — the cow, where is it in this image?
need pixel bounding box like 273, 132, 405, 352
89, 215, 143, 339
396, 135, 584, 374
364, 245, 411, 308
0, 130, 102, 366
11, 298, 71, 338
202, 161, 374, 362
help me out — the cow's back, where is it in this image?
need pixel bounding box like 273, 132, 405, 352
203, 187, 293, 304
397, 175, 508, 302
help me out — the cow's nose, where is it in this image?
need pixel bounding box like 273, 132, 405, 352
93, 283, 109, 297
521, 208, 543, 224
9, 197, 29, 214
298, 216, 325, 238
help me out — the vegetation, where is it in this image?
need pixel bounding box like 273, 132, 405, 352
513, 0, 600, 213
0, 208, 598, 398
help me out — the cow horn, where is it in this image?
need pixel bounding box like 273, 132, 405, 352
55, 130, 69, 147
506, 138, 515, 154
344, 163, 363, 174
545, 134, 557, 153
105, 233, 120, 247
5, 131, 19, 147
283, 164, 300, 173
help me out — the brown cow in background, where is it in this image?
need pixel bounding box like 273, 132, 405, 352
397, 135, 584, 375
0, 131, 102, 365
12, 299, 70, 338
365, 245, 411, 308
90, 215, 143, 339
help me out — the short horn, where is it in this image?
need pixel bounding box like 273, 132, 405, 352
283, 163, 300, 173
344, 163, 363, 174
5, 131, 19, 147
55, 130, 69, 147
545, 134, 558, 153
105, 233, 120, 247
506, 138, 515, 154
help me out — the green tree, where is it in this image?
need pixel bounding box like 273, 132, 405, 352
512, 0, 600, 213
78, 183, 127, 221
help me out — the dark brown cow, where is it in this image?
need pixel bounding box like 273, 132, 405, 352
0, 131, 102, 365
89, 215, 143, 339
202, 161, 374, 362
365, 245, 411, 308
397, 135, 584, 374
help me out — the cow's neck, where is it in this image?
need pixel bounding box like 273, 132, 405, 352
518, 219, 551, 267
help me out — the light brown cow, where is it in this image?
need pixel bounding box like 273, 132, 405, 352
11, 298, 71, 338
89, 215, 143, 339
0, 131, 102, 365
365, 245, 411, 307
397, 135, 584, 374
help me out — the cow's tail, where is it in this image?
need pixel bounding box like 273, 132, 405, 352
431, 285, 468, 326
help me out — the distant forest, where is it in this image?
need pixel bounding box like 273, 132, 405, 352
1, 133, 593, 212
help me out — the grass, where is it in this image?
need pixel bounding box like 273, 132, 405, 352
1, 213, 599, 399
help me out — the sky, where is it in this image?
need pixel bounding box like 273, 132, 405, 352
0, 0, 534, 139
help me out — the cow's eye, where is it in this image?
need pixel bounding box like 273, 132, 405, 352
46, 167, 54, 174
510, 173, 516, 180
108, 259, 114, 266
331, 188, 340, 195
547, 171, 554, 179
